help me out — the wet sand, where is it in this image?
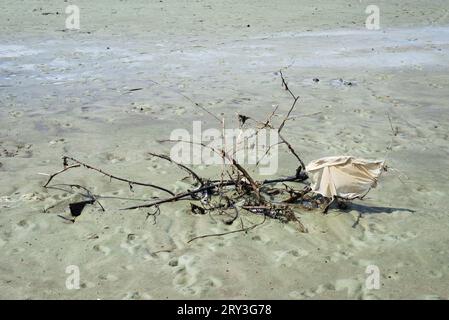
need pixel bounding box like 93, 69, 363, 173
1, 1, 449, 299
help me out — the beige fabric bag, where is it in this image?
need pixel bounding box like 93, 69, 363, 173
305, 156, 385, 199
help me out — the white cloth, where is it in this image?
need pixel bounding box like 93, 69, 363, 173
305, 156, 385, 199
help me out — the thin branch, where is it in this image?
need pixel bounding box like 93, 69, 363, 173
120, 181, 236, 210
53, 183, 105, 211
121, 173, 308, 211
147, 152, 203, 186
278, 71, 306, 170
53, 156, 175, 196
141, 78, 222, 123
223, 206, 240, 225
187, 215, 266, 243
159, 138, 261, 200
278, 132, 306, 170
43, 164, 81, 187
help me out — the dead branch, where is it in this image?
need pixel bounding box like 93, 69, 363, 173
43, 164, 81, 187
147, 152, 204, 186
52, 183, 105, 211
44, 156, 175, 196
120, 180, 235, 210
120, 171, 309, 211
159, 138, 261, 200
187, 215, 266, 243
44, 72, 321, 238
278, 70, 306, 171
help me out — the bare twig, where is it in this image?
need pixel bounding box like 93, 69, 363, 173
120, 180, 235, 210
43, 164, 81, 187
49, 183, 105, 212
278, 71, 306, 170
159, 138, 261, 200
147, 152, 203, 186
387, 113, 398, 136
46, 156, 175, 196
187, 215, 266, 243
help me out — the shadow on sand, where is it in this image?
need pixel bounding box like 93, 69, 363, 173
348, 203, 416, 215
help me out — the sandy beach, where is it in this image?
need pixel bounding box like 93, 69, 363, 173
1, 0, 449, 299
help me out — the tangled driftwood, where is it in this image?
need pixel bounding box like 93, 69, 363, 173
42, 72, 379, 242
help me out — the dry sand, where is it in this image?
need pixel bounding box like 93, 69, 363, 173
1, 0, 449, 299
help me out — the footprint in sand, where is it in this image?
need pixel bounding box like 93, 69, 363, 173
20, 192, 45, 202
121, 265, 135, 271
93, 244, 111, 256
200, 276, 223, 292
289, 283, 335, 299
80, 281, 96, 289
0, 196, 13, 204
120, 238, 145, 257
173, 106, 186, 116
49, 138, 65, 145
350, 218, 417, 248
118, 230, 151, 259
273, 249, 309, 267
15, 219, 38, 232
0, 143, 32, 158
351, 108, 375, 119
380, 231, 418, 242
250, 233, 272, 245
336, 279, 364, 299
122, 291, 152, 300
172, 254, 201, 296
9, 247, 26, 254
98, 273, 119, 282
8, 111, 23, 118
104, 152, 125, 163
290, 275, 383, 300
428, 270, 443, 279
327, 249, 353, 263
